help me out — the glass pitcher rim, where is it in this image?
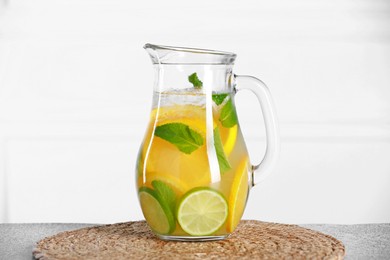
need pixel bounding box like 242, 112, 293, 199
144, 43, 237, 65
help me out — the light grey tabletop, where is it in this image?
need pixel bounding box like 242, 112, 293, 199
0, 222, 389, 259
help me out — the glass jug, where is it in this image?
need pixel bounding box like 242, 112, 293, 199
136, 43, 280, 241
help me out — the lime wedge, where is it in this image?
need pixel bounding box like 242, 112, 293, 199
177, 188, 228, 236
138, 187, 175, 234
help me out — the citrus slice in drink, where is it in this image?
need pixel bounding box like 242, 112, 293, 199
147, 105, 212, 188
222, 125, 237, 156
146, 172, 189, 195
152, 105, 213, 135
177, 188, 228, 236
227, 158, 250, 232
138, 187, 175, 234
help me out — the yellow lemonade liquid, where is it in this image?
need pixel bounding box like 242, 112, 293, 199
136, 92, 250, 239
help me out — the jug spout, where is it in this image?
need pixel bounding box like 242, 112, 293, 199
144, 44, 236, 93
144, 43, 236, 65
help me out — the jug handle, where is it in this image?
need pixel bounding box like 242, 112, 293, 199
234, 75, 280, 186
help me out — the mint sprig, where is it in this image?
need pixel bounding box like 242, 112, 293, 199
212, 93, 228, 105
154, 123, 204, 154
188, 73, 203, 89
152, 180, 176, 216
214, 127, 232, 174
219, 99, 238, 128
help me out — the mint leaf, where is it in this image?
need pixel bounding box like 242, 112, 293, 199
154, 123, 204, 154
214, 127, 232, 174
152, 180, 176, 215
219, 99, 238, 128
188, 73, 203, 89
212, 93, 228, 105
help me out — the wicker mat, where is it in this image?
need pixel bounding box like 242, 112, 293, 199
33, 220, 345, 260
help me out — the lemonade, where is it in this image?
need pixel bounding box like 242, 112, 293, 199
136, 90, 251, 240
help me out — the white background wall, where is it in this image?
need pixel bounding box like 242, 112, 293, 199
0, 0, 389, 224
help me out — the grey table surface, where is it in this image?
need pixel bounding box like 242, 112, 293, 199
0, 222, 389, 260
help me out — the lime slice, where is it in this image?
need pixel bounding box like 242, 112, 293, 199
138, 187, 175, 234
177, 188, 228, 236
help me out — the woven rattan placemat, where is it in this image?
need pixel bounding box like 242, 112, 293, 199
33, 220, 345, 259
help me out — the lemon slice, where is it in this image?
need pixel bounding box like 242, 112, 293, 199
138, 187, 175, 234
177, 188, 228, 236
223, 125, 237, 156
227, 158, 250, 232
146, 172, 189, 195
152, 105, 210, 135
